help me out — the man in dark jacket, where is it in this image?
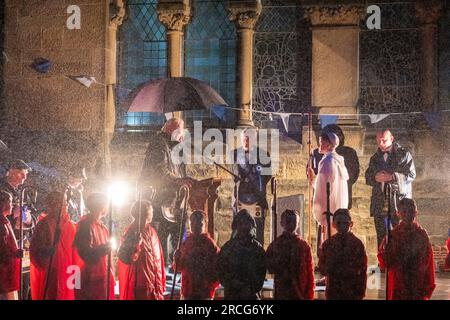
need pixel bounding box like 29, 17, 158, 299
139, 118, 192, 266
0, 160, 36, 239
65, 166, 87, 223
365, 129, 416, 248
232, 128, 272, 246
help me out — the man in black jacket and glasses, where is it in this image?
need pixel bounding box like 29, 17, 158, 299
365, 129, 416, 249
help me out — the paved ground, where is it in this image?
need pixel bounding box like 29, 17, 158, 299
164, 271, 450, 300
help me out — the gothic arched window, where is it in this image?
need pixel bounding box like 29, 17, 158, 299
117, 0, 166, 129
184, 0, 237, 127
117, 0, 237, 130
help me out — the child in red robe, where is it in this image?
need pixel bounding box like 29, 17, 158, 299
266, 209, 314, 300
118, 200, 165, 300
73, 193, 115, 300
0, 191, 22, 300
318, 209, 367, 300
30, 191, 77, 300
174, 210, 220, 300
378, 198, 435, 300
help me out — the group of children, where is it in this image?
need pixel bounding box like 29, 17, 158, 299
0, 189, 439, 300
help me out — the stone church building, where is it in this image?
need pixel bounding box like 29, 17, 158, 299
0, 0, 449, 267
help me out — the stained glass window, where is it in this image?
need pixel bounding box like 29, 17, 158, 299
359, 1, 422, 127
253, 4, 311, 128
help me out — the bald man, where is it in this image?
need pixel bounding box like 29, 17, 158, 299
139, 118, 192, 266
365, 129, 416, 249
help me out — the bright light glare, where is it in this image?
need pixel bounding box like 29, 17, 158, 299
110, 237, 118, 251
108, 181, 129, 206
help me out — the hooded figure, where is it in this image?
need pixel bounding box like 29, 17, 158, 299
313, 133, 349, 242
318, 209, 367, 300
217, 209, 266, 300
173, 210, 220, 300
378, 199, 435, 300
73, 193, 115, 300
266, 210, 315, 300
117, 200, 165, 300
30, 192, 77, 300
307, 124, 359, 209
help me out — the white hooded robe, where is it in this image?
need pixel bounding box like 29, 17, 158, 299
313, 151, 349, 227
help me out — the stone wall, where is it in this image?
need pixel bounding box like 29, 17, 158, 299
1, 0, 108, 172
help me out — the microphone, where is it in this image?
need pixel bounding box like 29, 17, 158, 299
255, 165, 263, 191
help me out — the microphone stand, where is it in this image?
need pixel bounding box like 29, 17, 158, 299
271, 177, 277, 241
19, 186, 38, 300
385, 183, 392, 300
106, 195, 113, 300
211, 161, 241, 215
134, 190, 142, 299
325, 182, 332, 241
191, 146, 242, 215
170, 186, 189, 300
18, 190, 24, 300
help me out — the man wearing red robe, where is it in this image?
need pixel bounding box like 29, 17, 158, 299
318, 209, 367, 300
0, 191, 22, 300
378, 198, 435, 300
174, 210, 220, 300
266, 209, 314, 300
73, 193, 114, 300
30, 191, 77, 300
118, 200, 165, 300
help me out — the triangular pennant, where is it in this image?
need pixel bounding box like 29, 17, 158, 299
69, 75, 96, 88
212, 105, 226, 122
319, 115, 338, 128
287, 115, 303, 144
31, 58, 52, 73
0, 140, 8, 153
165, 112, 173, 120
2, 51, 9, 63
368, 114, 389, 124
279, 113, 290, 132
424, 111, 441, 131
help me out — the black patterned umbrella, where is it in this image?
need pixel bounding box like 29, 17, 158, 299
127, 77, 228, 113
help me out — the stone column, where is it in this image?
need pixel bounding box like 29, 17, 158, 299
227, 0, 262, 127
105, 0, 125, 177
305, 5, 365, 126
415, 0, 444, 111
157, 0, 191, 78
157, 0, 191, 118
